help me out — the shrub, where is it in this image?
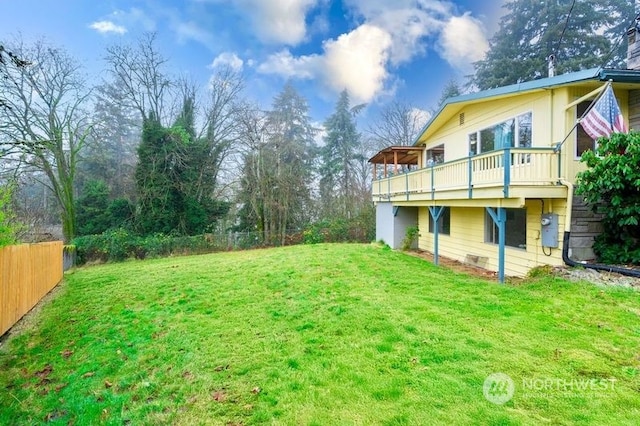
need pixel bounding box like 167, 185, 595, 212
401, 226, 420, 251
576, 131, 640, 264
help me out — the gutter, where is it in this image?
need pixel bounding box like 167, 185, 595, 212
559, 179, 640, 278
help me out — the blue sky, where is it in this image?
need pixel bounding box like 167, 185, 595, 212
0, 0, 506, 125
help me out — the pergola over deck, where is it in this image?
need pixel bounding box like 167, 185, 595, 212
368, 146, 425, 179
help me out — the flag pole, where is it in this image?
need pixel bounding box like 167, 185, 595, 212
553, 80, 612, 152
577, 80, 612, 123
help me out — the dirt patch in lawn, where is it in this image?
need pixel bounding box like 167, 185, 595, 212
407, 249, 640, 289
407, 250, 499, 280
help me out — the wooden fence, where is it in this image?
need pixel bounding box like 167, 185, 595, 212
0, 241, 63, 336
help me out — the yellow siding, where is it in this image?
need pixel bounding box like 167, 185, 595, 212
422, 91, 560, 164
418, 84, 632, 186
418, 199, 566, 278
564, 86, 629, 182
399, 80, 636, 277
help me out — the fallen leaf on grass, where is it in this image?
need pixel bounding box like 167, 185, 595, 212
35, 364, 53, 378
82, 372, 95, 379
55, 383, 68, 392
43, 410, 67, 422
61, 349, 73, 359
251, 387, 261, 394
214, 365, 229, 372
212, 390, 226, 402
104, 380, 113, 389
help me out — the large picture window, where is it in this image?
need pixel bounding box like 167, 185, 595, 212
428, 207, 450, 235
469, 112, 532, 155
485, 208, 527, 249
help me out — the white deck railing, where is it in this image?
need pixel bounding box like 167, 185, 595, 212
373, 148, 558, 200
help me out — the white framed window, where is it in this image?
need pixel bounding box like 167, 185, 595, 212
426, 144, 445, 166
469, 112, 532, 155
428, 207, 450, 235
485, 208, 527, 249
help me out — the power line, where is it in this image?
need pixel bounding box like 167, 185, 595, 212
557, 0, 577, 54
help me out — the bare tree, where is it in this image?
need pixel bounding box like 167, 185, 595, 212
368, 101, 426, 149
103, 33, 173, 123
0, 39, 92, 242
199, 66, 246, 199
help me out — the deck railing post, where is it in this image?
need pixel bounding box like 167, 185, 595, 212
503, 148, 511, 198
405, 171, 409, 201
467, 155, 473, 199
431, 164, 435, 201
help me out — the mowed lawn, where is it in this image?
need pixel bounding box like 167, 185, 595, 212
1, 244, 639, 425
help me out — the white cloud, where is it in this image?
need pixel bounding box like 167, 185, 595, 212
437, 13, 489, 73
255, 1, 491, 102
174, 20, 214, 46
257, 49, 319, 79
89, 20, 127, 35
91, 8, 155, 36
210, 52, 245, 71
258, 24, 392, 104
120, 8, 156, 31
410, 107, 431, 130
220, 0, 320, 45
320, 24, 392, 104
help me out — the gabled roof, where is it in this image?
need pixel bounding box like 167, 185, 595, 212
414, 67, 640, 146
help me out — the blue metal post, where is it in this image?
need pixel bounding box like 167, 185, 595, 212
468, 155, 473, 199
503, 148, 511, 198
428, 206, 445, 266
431, 164, 435, 201
486, 207, 506, 284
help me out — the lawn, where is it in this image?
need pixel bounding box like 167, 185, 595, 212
1, 243, 639, 425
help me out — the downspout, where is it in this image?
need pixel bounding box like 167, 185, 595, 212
559, 179, 640, 277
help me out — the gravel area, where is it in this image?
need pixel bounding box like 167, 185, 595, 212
553, 266, 640, 290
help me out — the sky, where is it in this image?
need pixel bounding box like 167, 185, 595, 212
0, 0, 506, 126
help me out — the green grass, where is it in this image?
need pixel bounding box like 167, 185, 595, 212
1, 243, 639, 425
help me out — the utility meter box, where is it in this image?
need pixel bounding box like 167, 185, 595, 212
541, 213, 559, 248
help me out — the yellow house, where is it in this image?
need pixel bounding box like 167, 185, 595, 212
369, 28, 640, 281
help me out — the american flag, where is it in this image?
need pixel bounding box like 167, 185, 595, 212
580, 84, 627, 139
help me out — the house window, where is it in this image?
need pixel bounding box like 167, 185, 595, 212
426, 144, 445, 166
485, 208, 527, 249
428, 207, 450, 235
469, 112, 532, 155
576, 101, 595, 157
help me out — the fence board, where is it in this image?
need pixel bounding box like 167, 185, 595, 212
0, 241, 63, 336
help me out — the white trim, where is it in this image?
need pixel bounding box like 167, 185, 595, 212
467, 111, 533, 155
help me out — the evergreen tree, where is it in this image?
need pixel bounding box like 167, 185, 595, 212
77, 80, 140, 200
75, 180, 111, 236
319, 90, 361, 219
236, 82, 316, 244
473, 0, 636, 90
437, 79, 462, 107
135, 113, 181, 234
134, 98, 229, 236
